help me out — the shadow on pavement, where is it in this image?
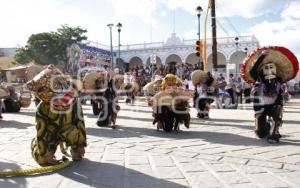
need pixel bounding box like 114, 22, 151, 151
114, 115, 255, 131
0, 161, 27, 187
87, 126, 300, 147
59, 159, 189, 188
86, 126, 270, 146
191, 121, 253, 131
0, 120, 33, 129
120, 108, 152, 114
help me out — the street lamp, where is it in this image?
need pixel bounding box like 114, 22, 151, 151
196, 6, 203, 70
243, 47, 248, 55
235, 37, 239, 77
116, 22, 122, 72
107, 23, 114, 70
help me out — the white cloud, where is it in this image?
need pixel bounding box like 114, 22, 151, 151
183, 29, 197, 40
160, 0, 293, 19
159, 0, 201, 12
1, 0, 299, 58
281, 1, 300, 19
249, 1, 300, 60
160, 11, 167, 17
112, 0, 157, 27
215, 0, 287, 18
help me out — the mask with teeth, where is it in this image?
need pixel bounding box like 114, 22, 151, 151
262, 62, 277, 81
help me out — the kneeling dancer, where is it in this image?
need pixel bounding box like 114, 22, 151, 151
27, 65, 87, 166
240, 46, 299, 143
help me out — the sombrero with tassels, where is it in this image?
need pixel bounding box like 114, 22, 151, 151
240, 46, 299, 83
191, 70, 208, 85
83, 70, 107, 92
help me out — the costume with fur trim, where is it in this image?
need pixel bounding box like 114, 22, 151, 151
151, 74, 191, 132
241, 46, 299, 143
83, 70, 120, 128
192, 70, 216, 119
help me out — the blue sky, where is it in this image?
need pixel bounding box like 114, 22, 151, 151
1, 0, 299, 58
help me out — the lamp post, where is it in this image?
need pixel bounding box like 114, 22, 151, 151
107, 23, 114, 70
196, 6, 203, 70
243, 47, 248, 55
116, 22, 122, 72
235, 36, 239, 77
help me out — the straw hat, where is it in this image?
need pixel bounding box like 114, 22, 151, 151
241, 46, 299, 83
152, 87, 191, 107
0, 85, 9, 99
25, 65, 44, 81
161, 74, 183, 90
72, 79, 83, 91
143, 79, 163, 96
191, 70, 208, 85
83, 70, 107, 92
113, 74, 124, 90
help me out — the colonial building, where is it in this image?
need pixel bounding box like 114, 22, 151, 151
113, 33, 259, 77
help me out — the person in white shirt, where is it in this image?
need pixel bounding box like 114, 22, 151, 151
183, 76, 189, 90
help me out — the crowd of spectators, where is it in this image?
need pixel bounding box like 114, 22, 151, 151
120, 63, 200, 90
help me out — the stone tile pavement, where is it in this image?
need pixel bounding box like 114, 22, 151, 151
1, 97, 300, 187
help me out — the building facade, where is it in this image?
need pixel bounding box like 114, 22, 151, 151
110, 33, 259, 77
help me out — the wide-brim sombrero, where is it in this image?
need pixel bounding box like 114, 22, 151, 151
191, 70, 207, 85
143, 79, 162, 96
83, 70, 107, 92
240, 46, 299, 83
113, 74, 124, 90
0, 85, 9, 99
25, 65, 44, 81
153, 88, 191, 107
72, 79, 83, 91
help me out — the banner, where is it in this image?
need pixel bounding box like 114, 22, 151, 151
67, 43, 112, 74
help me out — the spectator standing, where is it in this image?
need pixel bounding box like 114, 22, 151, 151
225, 74, 236, 107
235, 77, 243, 104
183, 76, 189, 90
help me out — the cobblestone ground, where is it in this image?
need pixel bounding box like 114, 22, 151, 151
1, 97, 300, 188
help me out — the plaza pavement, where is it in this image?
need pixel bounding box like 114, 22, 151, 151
0, 97, 300, 188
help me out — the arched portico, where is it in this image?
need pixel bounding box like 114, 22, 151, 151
145, 56, 162, 67
184, 53, 203, 65
229, 51, 248, 77
129, 56, 143, 68
165, 54, 183, 64
207, 52, 227, 75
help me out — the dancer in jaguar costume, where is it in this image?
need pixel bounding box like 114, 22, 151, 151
241, 46, 299, 143
151, 74, 191, 132
27, 65, 87, 166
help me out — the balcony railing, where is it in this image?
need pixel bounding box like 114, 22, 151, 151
85, 35, 259, 52
118, 35, 258, 51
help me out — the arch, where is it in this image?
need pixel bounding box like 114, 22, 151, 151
207, 52, 227, 75
145, 56, 162, 67
184, 53, 203, 65
229, 51, 248, 77
129, 56, 143, 68
165, 54, 183, 65
116, 58, 125, 69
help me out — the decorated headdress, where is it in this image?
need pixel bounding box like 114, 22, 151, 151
240, 46, 299, 83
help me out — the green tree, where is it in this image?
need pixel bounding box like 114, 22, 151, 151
14, 24, 87, 70
14, 47, 32, 65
